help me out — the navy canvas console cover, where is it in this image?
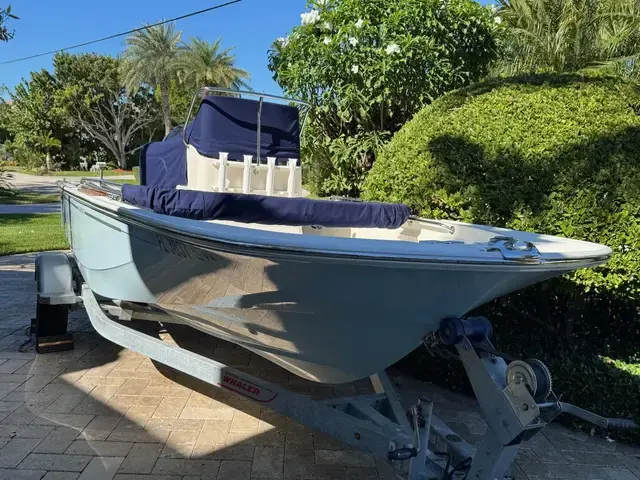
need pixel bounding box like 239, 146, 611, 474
139, 136, 187, 189
187, 96, 301, 162
139, 95, 301, 188
122, 185, 410, 229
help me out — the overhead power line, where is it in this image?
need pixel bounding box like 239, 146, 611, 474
0, 0, 242, 65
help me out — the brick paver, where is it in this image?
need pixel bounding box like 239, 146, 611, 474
0, 253, 637, 479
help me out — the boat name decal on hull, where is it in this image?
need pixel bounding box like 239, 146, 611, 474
220, 373, 277, 403
156, 235, 217, 262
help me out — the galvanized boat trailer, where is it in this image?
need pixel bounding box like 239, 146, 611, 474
34, 252, 637, 480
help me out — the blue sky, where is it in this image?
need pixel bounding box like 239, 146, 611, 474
0, 0, 491, 96
0, 0, 306, 95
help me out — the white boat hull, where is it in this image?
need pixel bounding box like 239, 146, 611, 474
61, 189, 608, 383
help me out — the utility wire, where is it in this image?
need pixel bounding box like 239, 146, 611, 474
0, 0, 242, 65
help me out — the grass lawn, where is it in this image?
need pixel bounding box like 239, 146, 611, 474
0, 190, 60, 204
109, 179, 139, 185
0, 214, 68, 256
2, 165, 26, 172
47, 170, 133, 177
2, 165, 133, 176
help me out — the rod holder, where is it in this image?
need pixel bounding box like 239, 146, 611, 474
287, 159, 297, 197
243, 155, 253, 194
217, 152, 228, 192
266, 157, 276, 196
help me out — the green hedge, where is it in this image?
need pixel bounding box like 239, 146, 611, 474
132, 166, 140, 183
364, 74, 640, 439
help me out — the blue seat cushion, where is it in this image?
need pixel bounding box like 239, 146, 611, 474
122, 185, 410, 229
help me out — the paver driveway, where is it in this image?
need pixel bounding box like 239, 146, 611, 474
0, 253, 638, 480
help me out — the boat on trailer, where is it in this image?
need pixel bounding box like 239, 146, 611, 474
35, 88, 635, 479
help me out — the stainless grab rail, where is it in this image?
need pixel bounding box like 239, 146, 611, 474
410, 216, 456, 235
58, 178, 125, 200
81, 178, 124, 194
182, 87, 312, 165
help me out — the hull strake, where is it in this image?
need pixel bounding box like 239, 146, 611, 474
63, 190, 591, 383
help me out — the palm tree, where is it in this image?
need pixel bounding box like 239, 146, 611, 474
176, 37, 251, 91
35, 131, 61, 172
120, 22, 181, 136
496, 0, 640, 76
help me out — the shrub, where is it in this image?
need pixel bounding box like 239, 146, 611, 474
132, 166, 140, 183
364, 74, 640, 438
0, 163, 13, 192
268, 0, 500, 197
364, 74, 640, 294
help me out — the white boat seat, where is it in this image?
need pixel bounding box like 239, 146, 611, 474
182, 145, 302, 197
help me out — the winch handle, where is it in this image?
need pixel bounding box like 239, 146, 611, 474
559, 402, 638, 430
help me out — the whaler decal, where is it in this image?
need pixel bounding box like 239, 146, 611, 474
156, 235, 217, 262
220, 373, 277, 403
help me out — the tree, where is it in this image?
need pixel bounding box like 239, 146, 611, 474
53, 53, 123, 167
54, 53, 121, 109
164, 78, 195, 126
5, 54, 120, 170
34, 131, 61, 172
0, 5, 18, 42
268, 0, 499, 197
176, 37, 250, 91
3, 70, 69, 168
0, 101, 11, 146
4, 53, 162, 170
53, 52, 163, 166
162, 38, 251, 127
495, 0, 640, 75
53, 53, 155, 166
75, 90, 159, 169
120, 22, 182, 136
0, 140, 16, 163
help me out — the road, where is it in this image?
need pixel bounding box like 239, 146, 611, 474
0, 203, 61, 214
5, 172, 134, 194
1, 172, 134, 214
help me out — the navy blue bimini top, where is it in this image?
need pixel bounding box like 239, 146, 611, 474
122, 185, 410, 229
